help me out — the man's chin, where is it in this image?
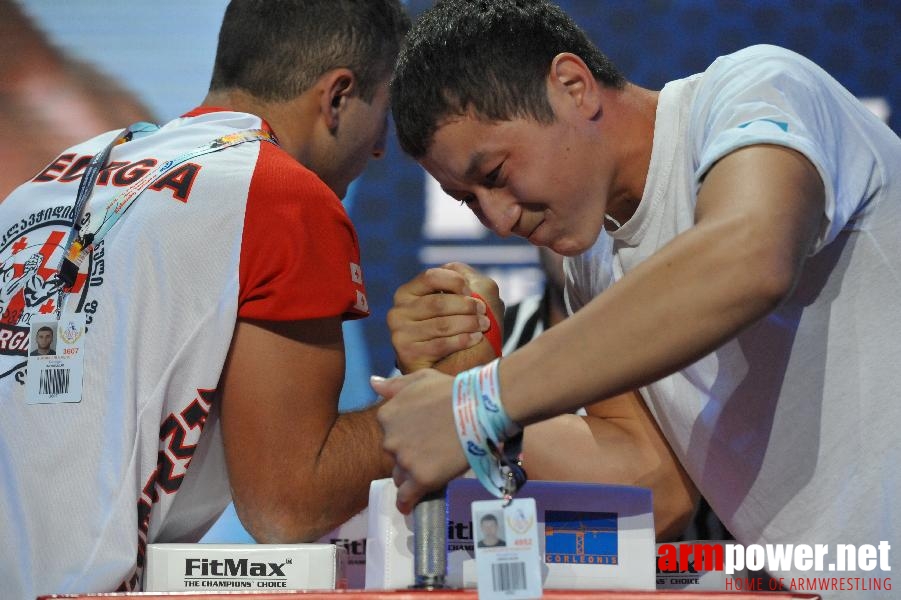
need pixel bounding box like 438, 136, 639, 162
548, 238, 588, 257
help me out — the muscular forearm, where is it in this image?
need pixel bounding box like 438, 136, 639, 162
305, 405, 395, 536
222, 317, 394, 544
235, 403, 392, 543
505, 223, 769, 423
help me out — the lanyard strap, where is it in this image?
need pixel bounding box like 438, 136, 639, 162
58, 122, 158, 288
58, 125, 278, 288
453, 359, 526, 502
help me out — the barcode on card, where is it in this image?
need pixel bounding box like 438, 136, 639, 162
491, 561, 527, 592
39, 367, 70, 396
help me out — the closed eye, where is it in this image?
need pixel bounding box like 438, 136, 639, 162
485, 162, 503, 186
442, 185, 475, 207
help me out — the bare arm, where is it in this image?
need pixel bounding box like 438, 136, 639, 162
220, 317, 393, 542
522, 390, 697, 541
387, 264, 696, 535
376, 145, 826, 510
503, 145, 825, 424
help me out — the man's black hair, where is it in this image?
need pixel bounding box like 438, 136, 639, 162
210, 0, 410, 103
480, 513, 499, 524
392, 0, 626, 158
36, 326, 53, 336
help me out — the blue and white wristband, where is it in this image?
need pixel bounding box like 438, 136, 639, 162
452, 359, 526, 499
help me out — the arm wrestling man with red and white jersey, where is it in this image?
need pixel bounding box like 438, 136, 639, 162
0, 2, 486, 597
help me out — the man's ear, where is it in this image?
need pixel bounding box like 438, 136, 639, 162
548, 52, 602, 120
319, 68, 356, 132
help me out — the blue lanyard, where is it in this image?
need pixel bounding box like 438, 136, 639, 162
58, 123, 278, 289
57, 122, 153, 287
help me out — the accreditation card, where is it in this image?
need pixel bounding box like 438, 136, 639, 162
472, 498, 543, 600
26, 313, 86, 404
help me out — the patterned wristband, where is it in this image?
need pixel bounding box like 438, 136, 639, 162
476, 358, 521, 443
452, 366, 508, 498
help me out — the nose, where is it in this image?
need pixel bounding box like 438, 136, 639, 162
474, 190, 520, 237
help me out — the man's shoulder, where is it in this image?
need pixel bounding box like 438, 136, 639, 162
246, 142, 343, 214
714, 44, 807, 68
168, 110, 339, 206
725, 44, 801, 61
255, 142, 329, 188
701, 45, 821, 86
688, 44, 834, 129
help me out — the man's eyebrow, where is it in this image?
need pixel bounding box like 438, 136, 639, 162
464, 151, 486, 179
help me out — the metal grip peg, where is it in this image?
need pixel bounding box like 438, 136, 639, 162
412, 487, 448, 589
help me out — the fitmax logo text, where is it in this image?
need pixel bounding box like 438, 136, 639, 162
185, 558, 287, 577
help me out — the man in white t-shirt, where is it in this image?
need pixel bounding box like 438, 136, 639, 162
373, 0, 900, 595
0, 2, 422, 597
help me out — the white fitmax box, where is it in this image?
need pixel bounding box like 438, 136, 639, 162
144, 543, 347, 592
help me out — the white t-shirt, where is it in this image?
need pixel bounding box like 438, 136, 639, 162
0, 108, 368, 598
565, 45, 901, 592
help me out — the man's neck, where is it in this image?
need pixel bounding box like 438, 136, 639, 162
599, 83, 659, 229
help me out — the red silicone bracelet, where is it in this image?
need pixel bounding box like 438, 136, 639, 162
471, 292, 503, 357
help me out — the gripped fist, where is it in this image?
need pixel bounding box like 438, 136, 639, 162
388, 262, 504, 374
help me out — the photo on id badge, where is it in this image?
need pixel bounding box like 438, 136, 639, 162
29, 322, 57, 357
26, 314, 86, 404
477, 511, 507, 549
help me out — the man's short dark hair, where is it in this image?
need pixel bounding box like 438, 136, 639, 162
392, 0, 627, 158
210, 0, 410, 103
480, 513, 499, 525
37, 326, 53, 336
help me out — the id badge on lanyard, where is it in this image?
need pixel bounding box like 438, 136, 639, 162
472, 498, 543, 600
26, 314, 87, 404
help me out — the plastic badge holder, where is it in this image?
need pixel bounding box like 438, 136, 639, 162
364, 478, 656, 591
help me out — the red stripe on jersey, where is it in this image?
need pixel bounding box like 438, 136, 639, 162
238, 141, 368, 322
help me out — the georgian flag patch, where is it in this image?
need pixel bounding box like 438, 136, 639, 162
354, 290, 369, 313
350, 262, 363, 285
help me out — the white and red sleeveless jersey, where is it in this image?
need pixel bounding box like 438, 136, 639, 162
0, 108, 369, 598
